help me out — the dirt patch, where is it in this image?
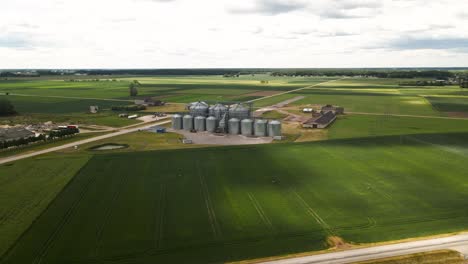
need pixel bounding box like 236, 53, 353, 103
245, 91, 283, 97
445, 112, 468, 118
327, 236, 353, 250
282, 122, 328, 142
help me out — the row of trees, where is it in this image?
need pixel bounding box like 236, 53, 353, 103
111, 105, 146, 111
271, 70, 456, 79
0, 127, 79, 150
48, 127, 80, 139
0, 99, 16, 116
0, 134, 46, 150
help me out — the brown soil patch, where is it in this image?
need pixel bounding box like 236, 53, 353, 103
245, 90, 282, 97
327, 236, 353, 250
282, 122, 328, 142
446, 112, 468, 118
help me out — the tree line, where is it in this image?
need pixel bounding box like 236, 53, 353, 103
271, 70, 456, 79
1, 127, 80, 150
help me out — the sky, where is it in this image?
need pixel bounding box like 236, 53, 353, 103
1, 0, 468, 68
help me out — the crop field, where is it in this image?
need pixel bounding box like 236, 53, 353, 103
2, 133, 468, 263
1, 75, 468, 263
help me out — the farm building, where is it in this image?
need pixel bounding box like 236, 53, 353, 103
302, 111, 337, 129
321, 105, 344, 115
135, 98, 165, 107
0, 127, 35, 142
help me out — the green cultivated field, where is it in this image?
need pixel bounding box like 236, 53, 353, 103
1, 75, 468, 263
2, 133, 468, 263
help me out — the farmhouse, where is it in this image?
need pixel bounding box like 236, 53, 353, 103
0, 127, 35, 142
302, 111, 337, 129
321, 104, 344, 114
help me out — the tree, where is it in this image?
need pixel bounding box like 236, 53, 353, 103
0, 98, 16, 116
129, 81, 139, 97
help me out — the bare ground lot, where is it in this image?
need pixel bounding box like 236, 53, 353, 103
170, 129, 273, 145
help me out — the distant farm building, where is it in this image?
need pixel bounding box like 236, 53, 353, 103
135, 98, 165, 107
0, 127, 35, 142
321, 105, 344, 115
302, 111, 337, 129
89, 106, 99, 114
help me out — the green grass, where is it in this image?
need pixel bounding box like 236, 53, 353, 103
0, 154, 91, 257
3, 133, 468, 263
328, 114, 468, 139
261, 110, 288, 120
426, 96, 468, 113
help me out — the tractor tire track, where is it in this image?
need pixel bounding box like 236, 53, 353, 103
153, 184, 166, 250
93, 171, 130, 258
291, 190, 334, 236
199, 174, 222, 239
247, 192, 274, 231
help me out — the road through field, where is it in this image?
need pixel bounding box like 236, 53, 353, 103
0, 119, 170, 165
261, 233, 468, 264
247, 78, 343, 103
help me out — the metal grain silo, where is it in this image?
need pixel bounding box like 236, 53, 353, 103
229, 103, 250, 120
268, 120, 282, 137
206, 116, 217, 132
172, 114, 183, 130
183, 114, 194, 131
228, 118, 240, 135
254, 119, 268, 137
189, 101, 209, 117
194, 116, 206, 131
209, 103, 228, 119
241, 119, 253, 136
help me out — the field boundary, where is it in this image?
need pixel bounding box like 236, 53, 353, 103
4, 93, 134, 102
247, 79, 342, 103
32, 161, 97, 264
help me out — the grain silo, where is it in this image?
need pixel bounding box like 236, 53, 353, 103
206, 116, 217, 132
268, 120, 282, 137
229, 103, 250, 120
183, 114, 194, 131
209, 103, 228, 119
172, 114, 183, 130
228, 118, 240, 135
194, 116, 206, 131
254, 119, 268, 137
241, 119, 253, 136
189, 101, 209, 117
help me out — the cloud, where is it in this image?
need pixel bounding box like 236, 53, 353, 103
334, 0, 382, 10
0, 33, 36, 49
318, 0, 382, 19
388, 37, 468, 51
459, 12, 468, 19
320, 10, 367, 19
229, 0, 307, 15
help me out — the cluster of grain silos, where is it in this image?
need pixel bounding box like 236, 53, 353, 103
171, 101, 281, 137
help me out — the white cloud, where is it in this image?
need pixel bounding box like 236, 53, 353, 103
0, 0, 467, 68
